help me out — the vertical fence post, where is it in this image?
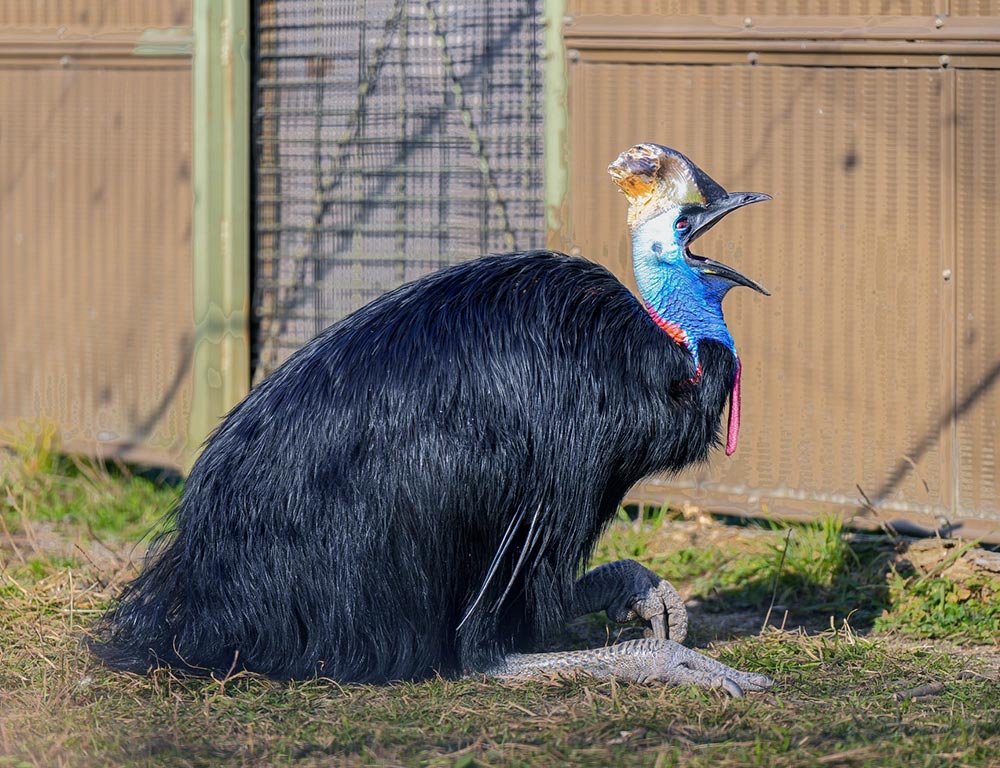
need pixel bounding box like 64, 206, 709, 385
188, 0, 251, 468
543, 0, 568, 250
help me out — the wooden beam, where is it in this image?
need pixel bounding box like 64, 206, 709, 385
189, 0, 251, 467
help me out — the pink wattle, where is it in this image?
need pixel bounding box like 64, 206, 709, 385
725, 360, 741, 456
646, 302, 741, 454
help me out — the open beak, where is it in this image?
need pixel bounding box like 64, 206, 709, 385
683, 191, 771, 295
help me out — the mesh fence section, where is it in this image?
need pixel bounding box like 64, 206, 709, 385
253, 0, 546, 378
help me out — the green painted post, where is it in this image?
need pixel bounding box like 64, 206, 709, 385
189, 0, 251, 468
543, 0, 568, 248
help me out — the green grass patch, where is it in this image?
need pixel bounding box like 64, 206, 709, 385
1, 422, 179, 541
596, 508, 894, 631
877, 571, 1000, 644
872, 539, 1000, 644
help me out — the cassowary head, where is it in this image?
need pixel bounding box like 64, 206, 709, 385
609, 143, 769, 366
609, 143, 770, 456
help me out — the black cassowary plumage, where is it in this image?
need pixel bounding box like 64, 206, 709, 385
92, 250, 736, 682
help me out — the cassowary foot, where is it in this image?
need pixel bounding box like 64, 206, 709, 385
489, 639, 773, 697
574, 560, 688, 644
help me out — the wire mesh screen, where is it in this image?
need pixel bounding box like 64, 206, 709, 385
252, 0, 546, 378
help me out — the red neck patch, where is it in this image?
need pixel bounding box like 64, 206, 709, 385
646, 302, 741, 454
645, 304, 690, 350
645, 303, 702, 379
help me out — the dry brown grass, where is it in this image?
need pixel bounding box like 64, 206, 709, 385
2, 454, 1000, 767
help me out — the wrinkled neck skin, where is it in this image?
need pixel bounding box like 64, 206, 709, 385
630, 225, 736, 373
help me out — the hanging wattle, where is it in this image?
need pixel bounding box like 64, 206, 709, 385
726, 359, 741, 456
647, 301, 742, 456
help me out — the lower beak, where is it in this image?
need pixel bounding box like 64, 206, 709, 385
687, 191, 772, 243
686, 251, 770, 296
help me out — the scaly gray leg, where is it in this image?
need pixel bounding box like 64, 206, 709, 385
573, 560, 688, 643
488, 639, 773, 697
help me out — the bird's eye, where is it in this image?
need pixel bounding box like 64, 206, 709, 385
675, 217, 690, 232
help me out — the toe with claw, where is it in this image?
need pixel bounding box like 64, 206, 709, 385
575, 559, 689, 643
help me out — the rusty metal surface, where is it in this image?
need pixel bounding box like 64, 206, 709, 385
0, 66, 194, 467
0, 0, 190, 31
0, 1, 193, 64
955, 69, 1000, 518
562, 47, 1000, 534
561, 10, 1000, 59
567, 2, 939, 17
565, 14, 999, 40
953, 0, 1000, 13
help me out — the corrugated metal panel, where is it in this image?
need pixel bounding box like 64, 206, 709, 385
567, 61, 952, 518
566, 2, 935, 16
955, 68, 1000, 518
0, 66, 193, 465
0, 1, 190, 30
952, 0, 1000, 14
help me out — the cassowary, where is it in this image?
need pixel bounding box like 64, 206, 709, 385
92, 144, 773, 695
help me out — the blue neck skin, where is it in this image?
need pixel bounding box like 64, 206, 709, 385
630, 210, 737, 372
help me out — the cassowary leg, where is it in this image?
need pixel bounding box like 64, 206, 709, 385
488, 639, 773, 697
573, 560, 688, 643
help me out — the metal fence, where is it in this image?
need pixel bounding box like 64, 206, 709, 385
252, 0, 546, 378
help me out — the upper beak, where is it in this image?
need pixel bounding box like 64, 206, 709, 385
685, 191, 772, 243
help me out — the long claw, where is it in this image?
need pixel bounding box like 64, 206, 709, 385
717, 677, 744, 698
574, 560, 688, 643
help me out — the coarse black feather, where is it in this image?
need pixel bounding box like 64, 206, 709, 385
91, 250, 736, 682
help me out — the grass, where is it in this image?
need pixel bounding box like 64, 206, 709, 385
1, 422, 178, 542
596, 508, 894, 635
875, 539, 1000, 644
878, 570, 1000, 643
2, 440, 999, 767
